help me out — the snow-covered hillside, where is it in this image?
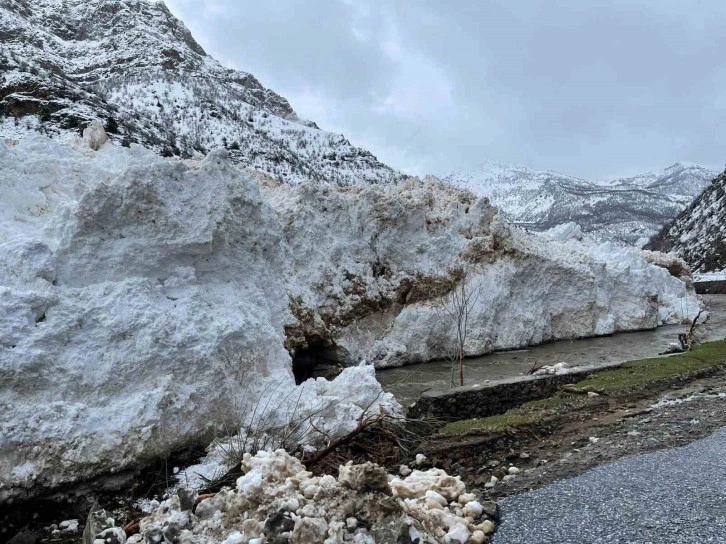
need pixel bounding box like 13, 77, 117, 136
442, 161, 716, 244
0, 0, 401, 185
0, 135, 700, 500
647, 169, 726, 274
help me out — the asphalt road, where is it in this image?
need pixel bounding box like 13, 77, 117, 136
492, 427, 726, 544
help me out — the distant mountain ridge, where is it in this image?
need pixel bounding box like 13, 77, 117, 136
0, 0, 402, 185
646, 169, 726, 273
442, 161, 717, 244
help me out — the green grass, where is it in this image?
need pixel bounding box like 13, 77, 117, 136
440, 393, 575, 435
571, 339, 726, 393
440, 339, 726, 436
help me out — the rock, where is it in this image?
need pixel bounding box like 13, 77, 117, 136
176, 488, 197, 512
588, 391, 600, 398
481, 501, 500, 522
264, 512, 295, 544
415, 454, 427, 466
503, 474, 516, 482
508, 466, 521, 475
589, 436, 600, 444
82, 121, 108, 151
519, 452, 530, 459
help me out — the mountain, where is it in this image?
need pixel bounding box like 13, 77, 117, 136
442, 161, 717, 244
0, 0, 401, 185
646, 169, 726, 273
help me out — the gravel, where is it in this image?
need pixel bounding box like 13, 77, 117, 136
493, 426, 726, 544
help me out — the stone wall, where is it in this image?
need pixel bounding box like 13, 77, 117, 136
695, 280, 726, 295
407, 365, 606, 421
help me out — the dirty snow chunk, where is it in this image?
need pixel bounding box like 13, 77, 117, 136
542, 222, 583, 242
94, 527, 126, 544
415, 453, 427, 465
464, 500, 484, 517
425, 490, 448, 507
534, 362, 571, 375
339, 461, 389, 492
221, 532, 244, 544
390, 468, 466, 501
446, 525, 471, 543
60, 519, 79, 532
135, 449, 485, 544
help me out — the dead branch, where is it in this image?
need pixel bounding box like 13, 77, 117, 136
302, 412, 386, 469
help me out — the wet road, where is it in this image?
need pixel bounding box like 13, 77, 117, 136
492, 426, 726, 544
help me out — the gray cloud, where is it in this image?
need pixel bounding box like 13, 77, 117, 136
165, 0, 726, 179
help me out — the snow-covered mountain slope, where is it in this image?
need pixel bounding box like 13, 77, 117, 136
0, 0, 401, 185
0, 135, 700, 500
646, 169, 726, 273
442, 161, 717, 244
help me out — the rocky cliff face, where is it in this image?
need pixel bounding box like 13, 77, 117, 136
0, 135, 700, 501
0, 0, 400, 185
647, 170, 726, 273
443, 161, 717, 245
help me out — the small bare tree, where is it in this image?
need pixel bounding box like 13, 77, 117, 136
437, 275, 483, 387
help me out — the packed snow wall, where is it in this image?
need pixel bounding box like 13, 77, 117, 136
266, 181, 700, 369
0, 136, 699, 500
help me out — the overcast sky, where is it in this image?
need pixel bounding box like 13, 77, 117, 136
165, 0, 725, 180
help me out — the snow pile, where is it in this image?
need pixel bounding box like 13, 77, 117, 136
268, 179, 701, 368
541, 222, 583, 242
533, 362, 571, 376
0, 136, 398, 502
0, 135, 700, 500
130, 449, 496, 544
172, 365, 401, 492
